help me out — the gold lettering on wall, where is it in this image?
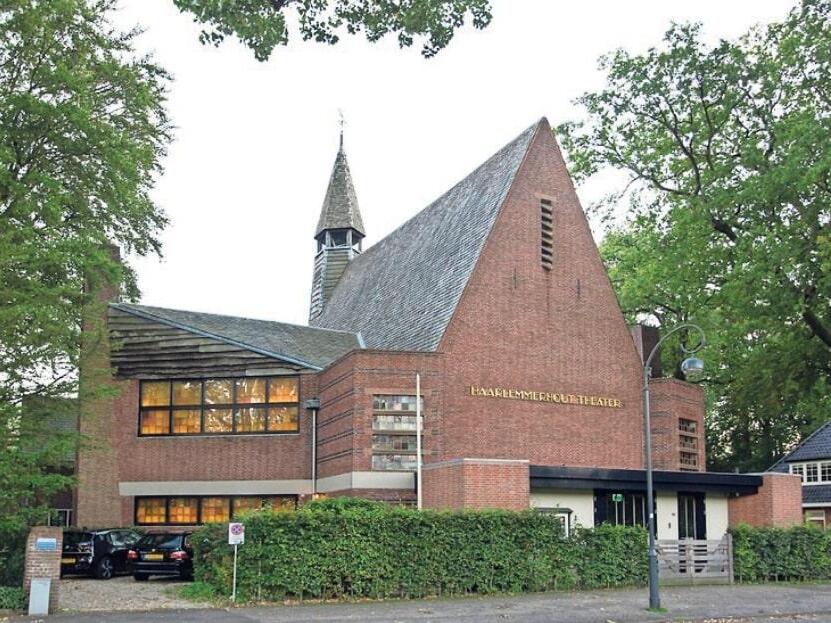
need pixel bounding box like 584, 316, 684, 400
468, 385, 622, 409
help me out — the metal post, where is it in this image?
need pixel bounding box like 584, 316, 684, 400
643, 364, 660, 609
416, 373, 422, 510
311, 408, 317, 495
231, 543, 238, 602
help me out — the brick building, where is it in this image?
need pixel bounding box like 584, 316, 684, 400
75, 118, 790, 538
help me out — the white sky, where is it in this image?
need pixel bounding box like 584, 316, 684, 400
117, 0, 794, 326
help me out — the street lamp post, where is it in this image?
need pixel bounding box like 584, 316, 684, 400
642, 323, 706, 610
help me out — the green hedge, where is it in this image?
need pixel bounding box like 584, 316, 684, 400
192, 498, 647, 602
731, 524, 831, 582
0, 586, 25, 611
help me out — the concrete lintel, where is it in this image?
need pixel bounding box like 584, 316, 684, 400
119, 479, 314, 496
316, 471, 415, 493
422, 458, 530, 471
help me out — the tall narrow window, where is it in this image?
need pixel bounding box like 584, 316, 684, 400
540, 198, 554, 270
371, 395, 423, 471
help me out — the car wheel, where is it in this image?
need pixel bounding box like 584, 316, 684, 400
134, 573, 149, 582
95, 556, 115, 580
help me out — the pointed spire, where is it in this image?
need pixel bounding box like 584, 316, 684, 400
315, 131, 365, 237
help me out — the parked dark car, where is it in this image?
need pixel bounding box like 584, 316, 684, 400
128, 532, 194, 581
61, 529, 142, 579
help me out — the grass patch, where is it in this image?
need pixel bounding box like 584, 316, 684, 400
178, 581, 217, 602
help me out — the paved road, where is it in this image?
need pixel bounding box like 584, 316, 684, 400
12, 583, 831, 622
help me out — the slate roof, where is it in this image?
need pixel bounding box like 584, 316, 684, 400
771, 422, 831, 467
803, 484, 831, 505
310, 120, 541, 351
315, 146, 365, 237
111, 303, 361, 370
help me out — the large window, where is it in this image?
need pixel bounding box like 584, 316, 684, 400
790, 461, 831, 485
135, 495, 296, 525
371, 395, 423, 471
594, 490, 649, 529
139, 377, 299, 436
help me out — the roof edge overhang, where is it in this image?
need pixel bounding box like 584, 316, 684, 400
109, 303, 325, 371
530, 465, 762, 495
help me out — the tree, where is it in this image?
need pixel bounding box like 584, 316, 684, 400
171, 0, 493, 61
0, 0, 170, 581
557, 0, 831, 471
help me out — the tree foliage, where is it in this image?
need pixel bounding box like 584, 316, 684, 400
0, 0, 170, 579
557, 0, 831, 471
171, 0, 493, 61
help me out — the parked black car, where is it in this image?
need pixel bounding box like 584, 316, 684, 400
128, 532, 194, 581
61, 529, 142, 579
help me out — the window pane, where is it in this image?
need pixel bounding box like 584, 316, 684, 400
268, 378, 298, 403
807, 464, 819, 482
136, 498, 166, 524
235, 407, 266, 433
822, 463, 831, 482
204, 379, 233, 405
172, 409, 201, 434
141, 382, 170, 407
373, 414, 417, 431
266, 497, 296, 512
201, 497, 230, 523
172, 381, 201, 405
232, 497, 262, 517
236, 378, 266, 404
372, 454, 418, 470
373, 395, 420, 412
140, 409, 170, 435
204, 408, 232, 433
268, 406, 298, 432
372, 434, 417, 451
168, 498, 198, 524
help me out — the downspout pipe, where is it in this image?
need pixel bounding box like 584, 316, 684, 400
304, 399, 321, 495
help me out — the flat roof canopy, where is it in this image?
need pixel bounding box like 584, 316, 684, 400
530, 465, 762, 495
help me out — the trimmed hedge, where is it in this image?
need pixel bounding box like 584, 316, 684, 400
192, 498, 647, 602
731, 523, 831, 582
0, 586, 25, 611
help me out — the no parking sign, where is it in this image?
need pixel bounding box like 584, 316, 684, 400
228, 522, 245, 545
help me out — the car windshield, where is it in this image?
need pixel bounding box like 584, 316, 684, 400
63, 532, 93, 547
137, 534, 183, 549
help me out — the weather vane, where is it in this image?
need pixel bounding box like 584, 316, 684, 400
338, 108, 345, 149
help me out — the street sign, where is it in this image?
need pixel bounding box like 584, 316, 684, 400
228, 522, 245, 545
612, 493, 624, 503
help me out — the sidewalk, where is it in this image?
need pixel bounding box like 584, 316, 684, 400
23, 582, 831, 622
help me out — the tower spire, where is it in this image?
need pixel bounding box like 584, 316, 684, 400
309, 124, 366, 322
338, 108, 344, 151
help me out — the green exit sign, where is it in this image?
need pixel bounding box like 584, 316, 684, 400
611, 493, 624, 503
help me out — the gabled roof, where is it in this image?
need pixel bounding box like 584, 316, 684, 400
315, 145, 365, 237
769, 421, 831, 471
310, 120, 541, 351
111, 303, 361, 370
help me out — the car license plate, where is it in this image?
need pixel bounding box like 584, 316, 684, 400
144, 553, 164, 561
61, 557, 75, 564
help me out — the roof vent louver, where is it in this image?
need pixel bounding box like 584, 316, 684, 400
540, 198, 554, 270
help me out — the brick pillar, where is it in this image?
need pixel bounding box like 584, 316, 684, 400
76, 245, 123, 528
422, 458, 529, 510
648, 378, 706, 471
728, 472, 803, 527
23, 526, 63, 614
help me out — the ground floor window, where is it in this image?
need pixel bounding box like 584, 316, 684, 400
371, 394, 424, 471
48, 509, 72, 527
534, 507, 572, 537
594, 490, 648, 528
135, 495, 296, 525
805, 509, 826, 529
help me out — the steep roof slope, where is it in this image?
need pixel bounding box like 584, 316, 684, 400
111, 303, 361, 370
315, 146, 365, 237
311, 121, 540, 351
770, 421, 831, 471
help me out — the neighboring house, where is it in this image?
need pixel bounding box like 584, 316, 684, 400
770, 422, 831, 528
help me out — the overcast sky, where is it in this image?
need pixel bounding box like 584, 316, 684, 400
117, 0, 794, 327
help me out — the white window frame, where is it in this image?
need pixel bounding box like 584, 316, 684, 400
790, 461, 831, 485
805, 509, 826, 529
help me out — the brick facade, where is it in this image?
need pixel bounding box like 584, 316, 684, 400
23, 526, 63, 613
728, 473, 803, 527
74, 120, 746, 526
422, 459, 530, 510
648, 378, 706, 471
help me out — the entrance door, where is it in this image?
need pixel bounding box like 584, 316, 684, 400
677, 493, 706, 540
